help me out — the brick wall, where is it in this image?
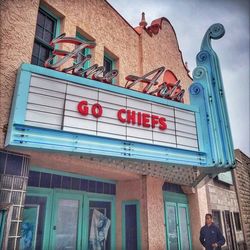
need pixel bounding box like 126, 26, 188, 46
234, 149, 250, 248
206, 180, 244, 244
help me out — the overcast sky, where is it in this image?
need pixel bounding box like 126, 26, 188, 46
107, 0, 250, 157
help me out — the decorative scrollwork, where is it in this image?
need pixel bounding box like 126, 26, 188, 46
201, 23, 225, 51
196, 50, 210, 63
209, 23, 225, 40
193, 67, 206, 80
189, 83, 202, 96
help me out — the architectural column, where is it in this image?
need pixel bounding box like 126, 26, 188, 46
144, 176, 166, 250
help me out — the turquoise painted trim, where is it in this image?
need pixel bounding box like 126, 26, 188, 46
39, 4, 61, 65
0, 210, 7, 249
121, 200, 141, 250
40, 5, 60, 38
26, 187, 53, 250
84, 193, 116, 250
163, 191, 188, 204
104, 52, 116, 84
6, 63, 213, 168
165, 202, 181, 250
12, 69, 31, 124
190, 23, 235, 168
189, 81, 214, 166
9, 123, 207, 166
26, 187, 116, 249
164, 193, 192, 250
76, 32, 91, 69
50, 191, 83, 250
5, 67, 31, 147
177, 203, 192, 250
30, 166, 117, 184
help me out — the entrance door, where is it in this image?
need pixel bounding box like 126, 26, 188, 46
50, 192, 83, 250
87, 200, 112, 250
165, 202, 179, 249
22, 187, 115, 249
164, 192, 192, 250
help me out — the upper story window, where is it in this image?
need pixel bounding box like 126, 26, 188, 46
76, 32, 93, 70
31, 7, 58, 67
103, 51, 118, 84
103, 56, 113, 75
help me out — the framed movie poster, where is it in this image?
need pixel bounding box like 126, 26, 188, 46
20, 205, 39, 250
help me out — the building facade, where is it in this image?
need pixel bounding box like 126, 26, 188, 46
205, 173, 245, 249
0, 1, 236, 250
234, 149, 250, 248
203, 149, 250, 250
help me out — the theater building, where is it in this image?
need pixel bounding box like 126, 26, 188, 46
0, 1, 236, 249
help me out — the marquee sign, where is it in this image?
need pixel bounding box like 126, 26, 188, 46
5, 23, 235, 171
24, 74, 198, 151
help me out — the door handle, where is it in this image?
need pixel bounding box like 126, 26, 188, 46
53, 225, 56, 230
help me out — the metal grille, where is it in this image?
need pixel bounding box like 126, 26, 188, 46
0, 150, 30, 250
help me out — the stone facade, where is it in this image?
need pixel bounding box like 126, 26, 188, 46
234, 149, 250, 248
206, 179, 245, 246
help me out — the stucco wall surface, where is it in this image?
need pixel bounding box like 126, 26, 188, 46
140, 20, 192, 103
146, 176, 166, 250
0, 0, 39, 147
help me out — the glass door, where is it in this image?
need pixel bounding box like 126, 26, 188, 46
165, 202, 179, 250
177, 204, 191, 250
165, 202, 192, 250
50, 192, 83, 250
88, 200, 112, 250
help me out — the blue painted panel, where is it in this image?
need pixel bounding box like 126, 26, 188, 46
9, 123, 206, 166
190, 23, 235, 168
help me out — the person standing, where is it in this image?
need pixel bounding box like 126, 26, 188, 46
200, 213, 225, 250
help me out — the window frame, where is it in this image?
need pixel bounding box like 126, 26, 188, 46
212, 209, 223, 232
103, 52, 117, 84
31, 5, 60, 67
233, 212, 242, 231
75, 32, 92, 70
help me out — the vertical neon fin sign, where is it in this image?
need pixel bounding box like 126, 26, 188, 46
189, 23, 235, 167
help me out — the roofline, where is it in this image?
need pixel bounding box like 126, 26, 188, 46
148, 17, 193, 81
104, 0, 140, 36
104, 2, 192, 81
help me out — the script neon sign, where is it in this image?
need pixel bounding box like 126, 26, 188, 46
45, 33, 185, 102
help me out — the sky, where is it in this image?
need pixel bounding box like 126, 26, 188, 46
107, 0, 250, 157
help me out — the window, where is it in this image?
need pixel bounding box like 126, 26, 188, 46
233, 212, 242, 231
76, 32, 92, 69
103, 56, 113, 75
103, 52, 117, 84
122, 201, 141, 250
31, 8, 57, 67
212, 210, 222, 231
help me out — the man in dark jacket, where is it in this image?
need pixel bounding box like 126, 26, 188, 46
200, 213, 225, 250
